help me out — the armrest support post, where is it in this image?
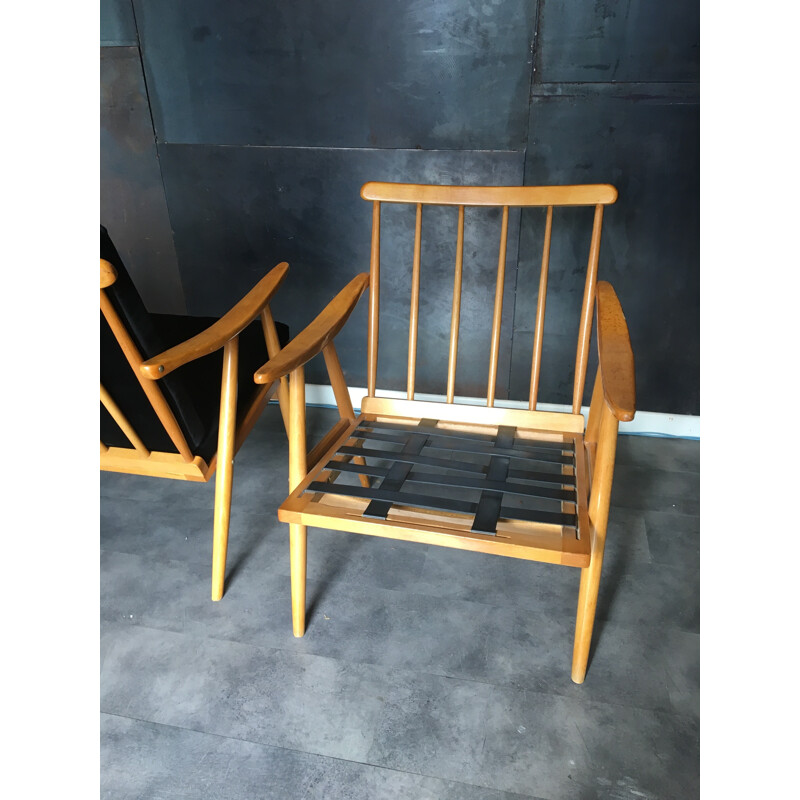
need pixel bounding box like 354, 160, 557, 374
261, 305, 290, 434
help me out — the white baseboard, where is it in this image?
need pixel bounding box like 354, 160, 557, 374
281, 384, 699, 439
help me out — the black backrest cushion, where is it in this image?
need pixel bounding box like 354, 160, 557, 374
101, 226, 207, 453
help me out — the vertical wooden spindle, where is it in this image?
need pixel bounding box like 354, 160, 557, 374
407, 203, 422, 400
572, 204, 604, 414
100, 290, 193, 461
487, 205, 509, 407
446, 205, 465, 403
529, 205, 553, 409
367, 201, 381, 397
100, 383, 149, 455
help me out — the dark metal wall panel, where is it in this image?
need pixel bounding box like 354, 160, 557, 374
158, 145, 524, 394
132, 0, 536, 149
510, 85, 699, 415
101, 0, 137, 46
101, 48, 186, 314
99, 1, 700, 418
536, 0, 700, 83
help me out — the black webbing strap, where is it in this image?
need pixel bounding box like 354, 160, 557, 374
362, 419, 436, 519
336, 444, 575, 487
307, 417, 579, 531
471, 426, 514, 534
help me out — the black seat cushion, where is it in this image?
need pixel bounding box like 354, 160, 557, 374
101, 226, 289, 462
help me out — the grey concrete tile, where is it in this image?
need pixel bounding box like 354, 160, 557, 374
98, 421, 701, 800
100, 624, 385, 762
101, 714, 328, 799
100, 468, 217, 505
412, 545, 580, 618
661, 629, 700, 720
99, 618, 696, 795
301, 554, 695, 714
101, 550, 205, 632
643, 510, 699, 568
596, 561, 699, 635
100, 498, 283, 567
368, 677, 699, 799
605, 507, 652, 566
101, 713, 538, 800
409, 508, 648, 616
100, 548, 299, 646
304, 527, 429, 592
367, 672, 500, 786
267, 577, 681, 716
305, 757, 540, 800
101, 537, 688, 716
475, 691, 699, 799
564, 624, 698, 720
610, 464, 700, 515
615, 435, 699, 474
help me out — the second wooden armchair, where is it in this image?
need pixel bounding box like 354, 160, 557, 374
254, 182, 635, 683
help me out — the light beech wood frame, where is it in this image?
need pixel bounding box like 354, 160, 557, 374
100, 258, 290, 601
259, 182, 635, 683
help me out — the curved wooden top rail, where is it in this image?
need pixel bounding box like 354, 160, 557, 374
140, 261, 289, 379
254, 272, 370, 385
361, 182, 618, 207
595, 281, 636, 421
100, 258, 117, 289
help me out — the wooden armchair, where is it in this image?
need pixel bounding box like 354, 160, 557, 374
254, 182, 635, 683
100, 226, 291, 600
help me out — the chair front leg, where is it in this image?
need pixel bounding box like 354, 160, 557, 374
288, 364, 308, 636
571, 403, 618, 683
211, 336, 239, 601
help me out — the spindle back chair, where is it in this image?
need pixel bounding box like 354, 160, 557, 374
100, 226, 291, 601
256, 182, 635, 683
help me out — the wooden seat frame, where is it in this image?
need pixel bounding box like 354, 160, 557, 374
255, 182, 635, 683
101, 258, 291, 601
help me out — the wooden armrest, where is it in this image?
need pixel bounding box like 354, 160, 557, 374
254, 272, 370, 384
595, 281, 636, 421
100, 258, 117, 288
140, 261, 289, 379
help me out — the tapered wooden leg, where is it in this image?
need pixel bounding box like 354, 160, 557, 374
288, 365, 308, 636
571, 554, 605, 683
571, 406, 618, 683
211, 337, 239, 601
290, 523, 307, 636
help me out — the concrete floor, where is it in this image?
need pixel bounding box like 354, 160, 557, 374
100, 406, 700, 799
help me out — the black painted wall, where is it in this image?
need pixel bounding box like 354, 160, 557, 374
100, 0, 699, 416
